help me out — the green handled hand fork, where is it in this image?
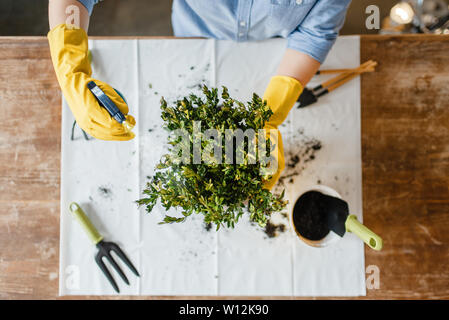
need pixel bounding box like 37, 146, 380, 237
69, 202, 140, 293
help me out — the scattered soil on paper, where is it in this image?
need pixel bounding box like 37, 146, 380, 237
264, 221, 286, 238
278, 128, 322, 186
148, 62, 211, 104
98, 186, 113, 200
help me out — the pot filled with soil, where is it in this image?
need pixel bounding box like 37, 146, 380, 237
290, 185, 383, 250
290, 185, 341, 247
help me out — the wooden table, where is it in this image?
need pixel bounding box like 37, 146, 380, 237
1, 35, 448, 299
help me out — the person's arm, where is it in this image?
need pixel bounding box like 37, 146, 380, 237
276, 0, 351, 87
47, 0, 135, 141
276, 49, 320, 87
285, 0, 351, 84
262, 0, 351, 189
49, 0, 91, 31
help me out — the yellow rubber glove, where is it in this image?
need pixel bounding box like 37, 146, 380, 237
48, 24, 135, 141
262, 76, 303, 190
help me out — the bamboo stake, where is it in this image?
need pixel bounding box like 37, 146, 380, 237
326, 61, 377, 92
320, 60, 376, 89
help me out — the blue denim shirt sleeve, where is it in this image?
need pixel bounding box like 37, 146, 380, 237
78, 0, 350, 64
77, 0, 99, 15
287, 0, 351, 63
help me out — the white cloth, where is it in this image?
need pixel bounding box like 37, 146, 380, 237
59, 36, 365, 296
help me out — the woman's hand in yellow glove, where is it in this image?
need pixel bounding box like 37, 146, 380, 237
262, 76, 303, 190
48, 24, 135, 141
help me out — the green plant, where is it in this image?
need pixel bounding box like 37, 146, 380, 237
137, 86, 287, 230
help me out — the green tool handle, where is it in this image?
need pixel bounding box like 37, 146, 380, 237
345, 215, 383, 251
69, 202, 104, 245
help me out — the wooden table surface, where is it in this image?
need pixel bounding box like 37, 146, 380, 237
0, 35, 448, 299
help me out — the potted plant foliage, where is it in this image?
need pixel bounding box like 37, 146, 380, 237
138, 86, 286, 230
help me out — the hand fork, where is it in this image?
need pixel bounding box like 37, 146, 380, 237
69, 202, 140, 293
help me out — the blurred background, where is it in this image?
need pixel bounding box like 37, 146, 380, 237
1, 0, 448, 36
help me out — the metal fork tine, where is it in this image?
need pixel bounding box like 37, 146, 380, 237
109, 242, 140, 277
105, 252, 130, 285
95, 253, 119, 293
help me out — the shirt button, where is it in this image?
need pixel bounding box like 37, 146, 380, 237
239, 21, 246, 27
296, 0, 303, 4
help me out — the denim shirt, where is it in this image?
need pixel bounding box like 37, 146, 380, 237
78, 0, 351, 63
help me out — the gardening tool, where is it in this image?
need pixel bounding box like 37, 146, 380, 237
87, 81, 133, 132
68, 202, 140, 293
298, 60, 377, 108
317, 192, 383, 251
71, 85, 129, 141
48, 24, 135, 141
315, 67, 370, 75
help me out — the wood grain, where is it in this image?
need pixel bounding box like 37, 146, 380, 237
0, 38, 61, 299
360, 34, 449, 299
0, 35, 448, 299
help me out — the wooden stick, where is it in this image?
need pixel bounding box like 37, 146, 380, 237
326, 61, 377, 92
321, 60, 377, 89
317, 68, 376, 75
317, 68, 353, 74
320, 60, 375, 88
317, 60, 377, 75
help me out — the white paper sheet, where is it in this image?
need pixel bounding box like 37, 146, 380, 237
60, 36, 365, 296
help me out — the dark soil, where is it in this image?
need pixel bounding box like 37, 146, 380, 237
204, 222, 212, 231
98, 186, 113, 200
292, 191, 329, 241
264, 221, 286, 238
277, 129, 322, 187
